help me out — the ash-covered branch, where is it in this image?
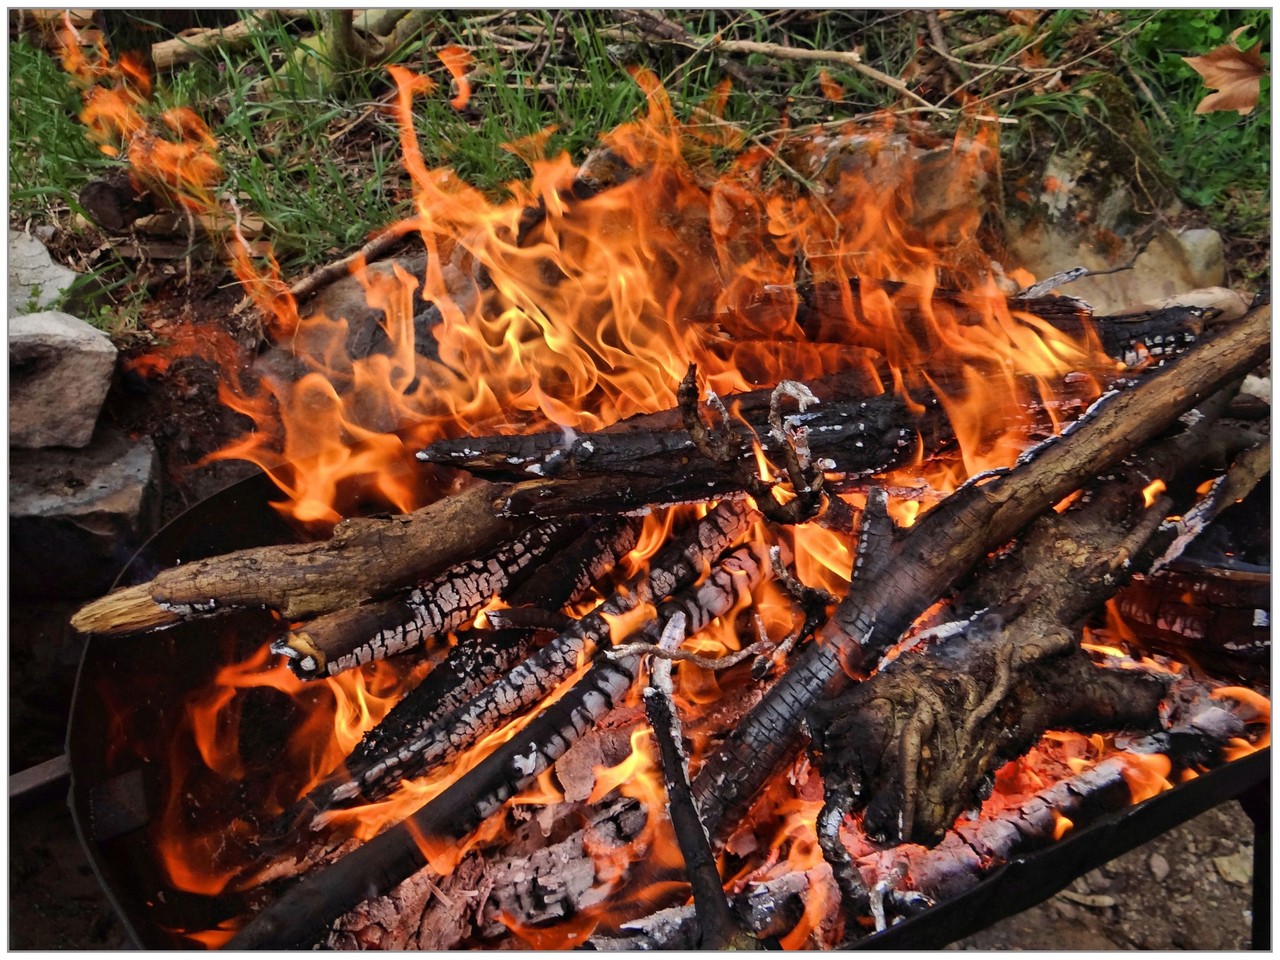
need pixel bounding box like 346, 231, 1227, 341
302, 501, 754, 814
643, 614, 754, 949
274, 519, 578, 678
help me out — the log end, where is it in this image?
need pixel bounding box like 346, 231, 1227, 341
70, 584, 180, 636
277, 630, 326, 678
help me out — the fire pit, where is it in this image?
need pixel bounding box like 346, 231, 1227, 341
54, 16, 1269, 952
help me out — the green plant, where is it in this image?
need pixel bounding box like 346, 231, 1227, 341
9, 38, 117, 222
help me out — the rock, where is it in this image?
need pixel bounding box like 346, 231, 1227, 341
10, 311, 118, 449
1149, 852, 1170, 882
9, 430, 161, 598
1212, 851, 1252, 887
8, 229, 79, 315
1176, 228, 1226, 289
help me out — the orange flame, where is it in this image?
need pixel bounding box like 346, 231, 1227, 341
1142, 478, 1167, 508
438, 45, 475, 110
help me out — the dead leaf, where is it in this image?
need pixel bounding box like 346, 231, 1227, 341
1182, 27, 1268, 116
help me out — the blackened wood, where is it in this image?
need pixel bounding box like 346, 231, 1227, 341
419, 387, 929, 485
280, 517, 640, 828
71, 480, 525, 636
813, 647, 1168, 847
691, 304, 1270, 845
643, 618, 753, 949
274, 519, 578, 679
308, 503, 753, 812
227, 541, 773, 949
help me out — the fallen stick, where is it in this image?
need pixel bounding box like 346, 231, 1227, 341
70, 480, 525, 636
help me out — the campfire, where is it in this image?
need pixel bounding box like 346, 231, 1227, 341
60, 18, 1269, 950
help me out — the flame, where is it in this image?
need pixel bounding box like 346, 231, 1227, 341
438, 45, 474, 110
59, 33, 1231, 950
1142, 478, 1167, 508
1116, 751, 1173, 804
1211, 686, 1271, 759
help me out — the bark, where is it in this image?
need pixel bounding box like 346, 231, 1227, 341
228, 539, 773, 949
71, 480, 524, 636
274, 519, 578, 679
691, 304, 1270, 845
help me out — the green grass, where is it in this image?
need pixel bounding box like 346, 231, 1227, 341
8, 10, 1270, 290
9, 38, 117, 222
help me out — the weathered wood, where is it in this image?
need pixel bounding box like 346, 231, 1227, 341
71, 480, 524, 636
691, 304, 1270, 845
274, 519, 578, 679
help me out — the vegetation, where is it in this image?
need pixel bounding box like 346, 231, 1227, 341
7, 9, 1270, 330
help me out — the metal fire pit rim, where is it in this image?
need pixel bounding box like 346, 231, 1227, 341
846, 745, 1270, 950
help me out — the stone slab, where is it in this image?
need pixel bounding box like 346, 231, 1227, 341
10, 430, 161, 598
10, 310, 118, 449
9, 228, 79, 315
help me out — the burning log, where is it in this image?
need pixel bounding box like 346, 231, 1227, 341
419, 374, 927, 486
285, 502, 754, 818
273, 518, 582, 679
420, 294, 1214, 519
273, 517, 640, 837
691, 304, 1270, 846
228, 535, 775, 949
718, 279, 1212, 369
70, 479, 527, 636
810, 373, 1256, 860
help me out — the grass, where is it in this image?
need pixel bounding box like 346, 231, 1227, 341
8, 8, 1271, 328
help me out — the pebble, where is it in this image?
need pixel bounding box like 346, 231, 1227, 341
1149, 852, 1170, 882
1213, 851, 1252, 887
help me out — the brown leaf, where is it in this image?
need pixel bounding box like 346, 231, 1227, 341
1182, 27, 1268, 116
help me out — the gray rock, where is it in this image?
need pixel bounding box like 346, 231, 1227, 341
1149, 852, 1170, 882
10, 431, 161, 598
10, 310, 118, 449
1176, 228, 1226, 289
8, 229, 79, 315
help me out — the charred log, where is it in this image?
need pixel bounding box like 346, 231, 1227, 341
273, 519, 580, 679
228, 539, 774, 949
691, 304, 1270, 846
709, 278, 1211, 370
273, 517, 640, 832
71, 479, 526, 636
294, 503, 754, 816
419, 381, 931, 488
